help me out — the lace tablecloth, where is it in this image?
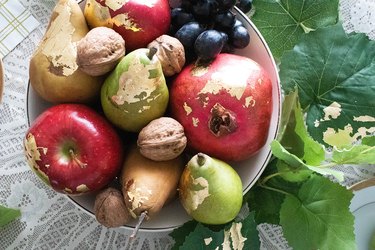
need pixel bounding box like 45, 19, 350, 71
1, 0, 374, 249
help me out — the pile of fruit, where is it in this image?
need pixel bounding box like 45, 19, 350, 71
24, 0, 272, 229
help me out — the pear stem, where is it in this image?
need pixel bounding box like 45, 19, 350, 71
130, 211, 147, 239
148, 47, 158, 60
197, 153, 206, 166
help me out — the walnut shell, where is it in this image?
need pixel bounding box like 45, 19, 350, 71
137, 117, 187, 161
77, 27, 125, 76
94, 187, 131, 228
147, 35, 185, 77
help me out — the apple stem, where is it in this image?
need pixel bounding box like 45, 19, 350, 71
148, 47, 158, 60
197, 153, 206, 166
69, 149, 87, 168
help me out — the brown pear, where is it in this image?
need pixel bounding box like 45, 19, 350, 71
29, 0, 102, 103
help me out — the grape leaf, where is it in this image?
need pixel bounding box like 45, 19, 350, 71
280, 174, 355, 250
277, 87, 299, 141
247, 186, 284, 225
250, 0, 339, 60
362, 136, 375, 146
0, 205, 21, 227
179, 223, 224, 250
271, 140, 344, 182
279, 89, 325, 166
170, 220, 198, 249
332, 144, 375, 165
247, 159, 303, 224
280, 23, 375, 146
237, 211, 260, 250
276, 160, 312, 183
246, 160, 285, 224
176, 212, 260, 250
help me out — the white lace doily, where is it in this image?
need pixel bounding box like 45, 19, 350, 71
1, 0, 374, 249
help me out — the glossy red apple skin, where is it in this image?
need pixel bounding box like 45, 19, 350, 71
24, 104, 124, 195
170, 53, 273, 162
85, 0, 171, 51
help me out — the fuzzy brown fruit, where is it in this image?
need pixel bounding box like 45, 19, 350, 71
137, 117, 187, 161
121, 146, 184, 220
94, 187, 131, 228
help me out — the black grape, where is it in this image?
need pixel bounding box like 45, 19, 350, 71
229, 24, 250, 49
236, 0, 253, 13
171, 8, 195, 29
175, 22, 206, 51
192, 0, 219, 23
195, 30, 225, 60
217, 0, 237, 11
214, 11, 236, 30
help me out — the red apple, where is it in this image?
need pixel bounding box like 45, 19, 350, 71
170, 53, 273, 162
84, 0, 171, 51
24, 104, 124, 195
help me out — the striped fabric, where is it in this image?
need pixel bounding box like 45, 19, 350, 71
0, 0, 39, 58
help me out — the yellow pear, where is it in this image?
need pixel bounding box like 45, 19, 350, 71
29, 0, 102, 103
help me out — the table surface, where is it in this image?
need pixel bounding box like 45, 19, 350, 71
1, 0, 374, 249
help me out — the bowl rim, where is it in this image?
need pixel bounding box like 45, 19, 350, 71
26, 5, 281, 233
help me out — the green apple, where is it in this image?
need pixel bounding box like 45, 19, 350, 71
101, 48, 169, 132
179, 153, 243, 225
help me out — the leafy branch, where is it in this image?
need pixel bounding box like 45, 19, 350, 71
170, 1, 375, 249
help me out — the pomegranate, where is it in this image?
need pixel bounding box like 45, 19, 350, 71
170, 53, 273, 162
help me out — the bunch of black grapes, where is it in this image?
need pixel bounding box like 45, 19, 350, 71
170, 0, 253, 62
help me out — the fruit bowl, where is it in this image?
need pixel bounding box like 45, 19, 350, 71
26, 1, 281, 232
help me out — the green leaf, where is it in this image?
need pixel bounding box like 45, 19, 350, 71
279, 89, 325, 166
277, 87, 299, 141
280, 174, 355, 250
236, 211, 260, 250
175, 213, 260, 250
247, 185, 284, 225
362, 136, 375, 146
170, 220, 198, 249
247, 159, 302, 224
179, 223, 224, 250
271, 140, 344, 182
332, 144, 375, 165
280, 23, 375, 146
276, 160, 312, 183
0, 205, 21, 227
250, 0, 339, 60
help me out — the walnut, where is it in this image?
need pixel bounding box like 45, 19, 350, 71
147, 35, 185, 77
94, 187, 131, 228
137, 117, 187, 161
77, 27, 125, 76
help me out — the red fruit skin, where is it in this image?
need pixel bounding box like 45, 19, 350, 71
24, 104, 124, 195
94, 0, 171, 51
170, 53, 273, 162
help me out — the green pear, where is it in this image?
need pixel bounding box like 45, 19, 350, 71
101, 47, 169, 132
179, 153, 243, 225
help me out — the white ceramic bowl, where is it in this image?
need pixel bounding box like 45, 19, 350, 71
26, 2, 281, 233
